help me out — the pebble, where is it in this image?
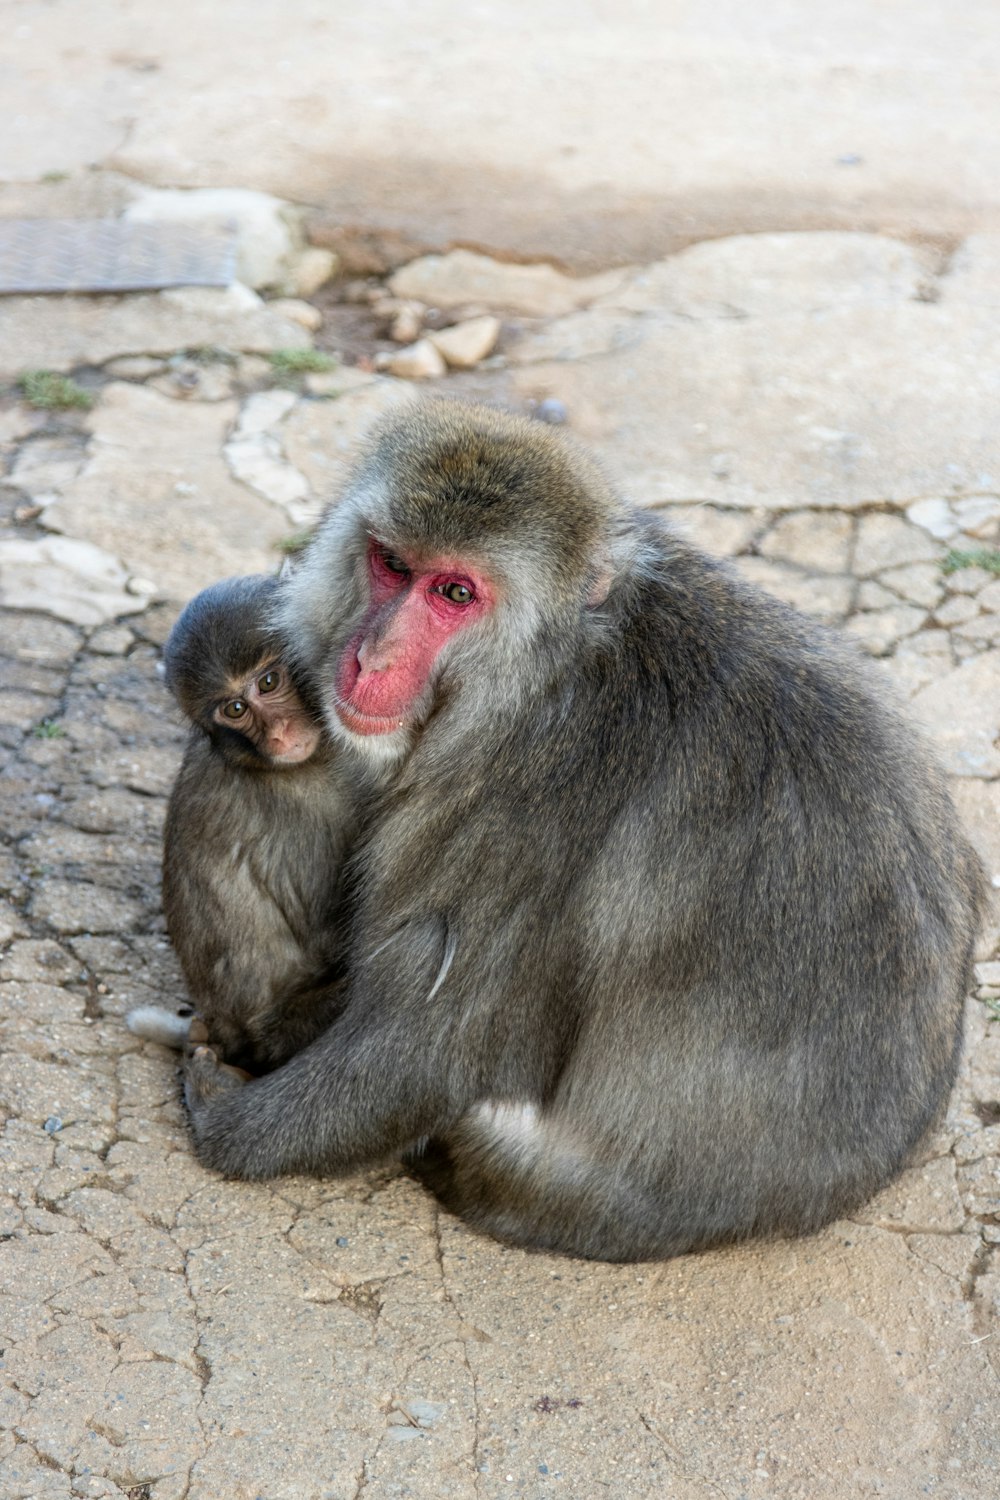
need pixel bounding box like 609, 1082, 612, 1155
532, 397, 568, 425
269, 298, 324, 332
428, 315, 501, 368
377, 339, 446, 380
43, 1116, 63, 1134
289, 247, 337, 298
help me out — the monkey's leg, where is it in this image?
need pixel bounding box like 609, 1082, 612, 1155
410, 1102, 679, 1263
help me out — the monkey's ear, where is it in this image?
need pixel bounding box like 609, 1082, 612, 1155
586, 561, 614, 608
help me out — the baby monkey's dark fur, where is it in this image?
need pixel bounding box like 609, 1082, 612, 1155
182, 403, 984, 1262
130, 575, 358, 1074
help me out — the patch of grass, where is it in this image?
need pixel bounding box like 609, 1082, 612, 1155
19, 370, 93, 412
981, 995, 1000, 1024
33, 719, 66, 740
268, 348, 337, 377
275, 529, 315, 555
40, 170, 69, 184
941, 546, 1000, 576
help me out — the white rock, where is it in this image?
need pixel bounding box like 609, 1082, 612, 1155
946, 565, 993, 595
124, 187, 300, 290
952, 496, 1000, 539
856, 579, 898, 611
390, 304, 424, 344
934, 594, 980, 625
853, 513, 939, 576
428, 316, 501, 369
5, 438, 86, 497
380, 340, 446, 380
235, 389, 298, 437
289, 247, 337, 297
390, 250, 627, 318
878, 563, 944, 610
224, 432, 310, 510
845, 604, 927, 655
0, 535, 145, 626
905, 497, 958, 540
268, 298, 323, 332
757, 511, 853, 574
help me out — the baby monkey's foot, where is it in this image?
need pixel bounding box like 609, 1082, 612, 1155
184, 1044, 252, 1120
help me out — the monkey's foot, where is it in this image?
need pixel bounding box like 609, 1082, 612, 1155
183, 1044, 252, 1122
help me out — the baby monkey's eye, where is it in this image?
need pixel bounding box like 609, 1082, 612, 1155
257, 669, 281, 694
223, 699, 248, 720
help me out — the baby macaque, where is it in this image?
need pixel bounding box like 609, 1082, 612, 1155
128, 573, 360, 1074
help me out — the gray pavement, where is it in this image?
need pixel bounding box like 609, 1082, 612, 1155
1, 4, 1000, 1498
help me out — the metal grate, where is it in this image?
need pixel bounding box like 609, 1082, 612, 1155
0, 219, 238, 294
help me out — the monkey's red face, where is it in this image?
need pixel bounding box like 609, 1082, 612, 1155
334, 540, 493, 736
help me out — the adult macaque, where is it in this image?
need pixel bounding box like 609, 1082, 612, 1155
129, 574, 358, 1074
183, 403, 983, 1262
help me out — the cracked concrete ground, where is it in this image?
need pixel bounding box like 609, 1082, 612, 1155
3, 4, 1000, 1497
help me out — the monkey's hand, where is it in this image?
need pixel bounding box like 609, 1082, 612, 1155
184, 1045, 252, 1134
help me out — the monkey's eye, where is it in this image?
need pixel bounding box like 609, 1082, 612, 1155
222, 699, 248, 720
380, 551, 409, 575
435, 581, 475, 605
257, 669, 281, 694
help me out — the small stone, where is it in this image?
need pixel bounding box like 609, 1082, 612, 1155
428, 315, 501, 369
43, 1116, 63, 1134
151, 361, 234, 402
976, 961, 1000, 987
125, 186, 301, 290
934, 594, 980, 625
268, 298, 323, 332
533, 397, 568, 425
289, 246, 337, 298
389, 249, 625, 317
87, 624, 133, 655
379, 340, 446, 380
953, 613, 1000, 645
878, 563, 944, 610
945, 565, 992, 595
952, 496, 1000, 539
126, 576, 158, 596
236, 389, 298, 436
224, 432, 310, 510
758, 511, 853, 574
905, 497, 958, 540
390, 303, 425, 344
6, 437, 87, 498
856, 580, 897, 611
974, 579, 1000, 613
844, 604, 926, 655
853, 513, 939, 575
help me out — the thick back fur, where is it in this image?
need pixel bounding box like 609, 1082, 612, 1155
189, 401, 984, 1261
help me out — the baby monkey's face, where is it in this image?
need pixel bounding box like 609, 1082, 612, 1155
214, 656, 322, 767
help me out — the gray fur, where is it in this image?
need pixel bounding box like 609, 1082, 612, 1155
183, 402, 984, 1262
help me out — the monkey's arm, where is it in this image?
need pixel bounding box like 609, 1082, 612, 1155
183, 999, 466, 1178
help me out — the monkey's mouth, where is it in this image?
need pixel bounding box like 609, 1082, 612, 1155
333, 699, 408, 737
